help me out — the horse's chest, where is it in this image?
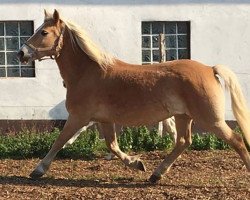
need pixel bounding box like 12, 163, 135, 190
65, 92, 89, 113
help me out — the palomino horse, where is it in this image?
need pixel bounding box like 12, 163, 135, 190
17, 10, 250, 183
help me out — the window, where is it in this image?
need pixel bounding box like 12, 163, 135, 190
0, 21, 35, 77
141, 21, 190, 64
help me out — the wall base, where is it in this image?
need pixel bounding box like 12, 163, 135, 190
0, 120, 66, 135
0, 120, 239, 135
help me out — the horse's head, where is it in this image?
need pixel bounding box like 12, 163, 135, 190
17, 9, 65, 63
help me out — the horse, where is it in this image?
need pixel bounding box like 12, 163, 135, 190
17, 9, 250, 183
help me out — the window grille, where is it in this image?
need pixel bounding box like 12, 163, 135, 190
142, 21, 190, 64
0, 21, 35, 77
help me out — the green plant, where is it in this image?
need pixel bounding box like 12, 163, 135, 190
0, 126, 244, 160
118, 126, 173, 152
0, 128, 102, 159
58, 129, 101, 159
191, 133, 231, 150
118, 127, 133, 152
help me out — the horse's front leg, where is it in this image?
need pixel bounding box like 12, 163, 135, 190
30, 115, 87, 179
63, 121, 95, 148
99, 122, 146, 172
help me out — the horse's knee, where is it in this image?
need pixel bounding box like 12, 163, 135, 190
177, 136, 192, 147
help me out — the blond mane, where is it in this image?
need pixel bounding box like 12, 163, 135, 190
63, 20, 114, 68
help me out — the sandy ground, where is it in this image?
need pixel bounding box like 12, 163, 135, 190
0, 150, 249, 200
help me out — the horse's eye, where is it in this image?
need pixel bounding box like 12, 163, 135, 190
41, 30, 48, 36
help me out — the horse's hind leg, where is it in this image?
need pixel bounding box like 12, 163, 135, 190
162, 117, 177, 144
101, 123, 122, 160
99, 122, 146, 171
210, 121, 250, 171
149, 114, 192, 183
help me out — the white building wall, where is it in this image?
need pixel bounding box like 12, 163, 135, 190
0, 0, 250, 120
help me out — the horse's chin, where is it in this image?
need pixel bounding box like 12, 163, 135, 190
20, 56, 34, 64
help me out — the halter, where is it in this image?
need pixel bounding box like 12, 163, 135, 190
24, 26, 65, 61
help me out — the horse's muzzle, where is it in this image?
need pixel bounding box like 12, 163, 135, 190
17, 50, 25, 61
17, 46, 32, 64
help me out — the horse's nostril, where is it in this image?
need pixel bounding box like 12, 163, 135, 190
17, 50, 24, 59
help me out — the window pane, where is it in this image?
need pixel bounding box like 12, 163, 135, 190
178, 35, 188, 48
21, 66, 35, 77
142, 22, 150, 34
166, 49, 177, 61
7, 67, 20, 77
20, 21, 33, 36
142, 36, 151, 48
6, 22, 18, 36
6, 37, 19, 50
152, 36, 159, 48
153, 50, 160, 62
0, 23, 4, 36
0, 52, 5, 65
20, 37, 29, 46
165, 22, 176, 34
0, 38, 4, 50
142, 50, 151, 62
0, 67, 6, 77
178, 22, 188, 34
141, 21, 190, 64
165, 35, 176, 48
178, 49, 189, 59
7, 52, 19, 65
152, 22, 163, 34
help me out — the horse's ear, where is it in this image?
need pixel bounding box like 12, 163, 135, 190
44, 9, 51, 21
53, 9, 60, 24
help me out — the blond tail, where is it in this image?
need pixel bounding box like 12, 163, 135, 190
213, 65, 250, 145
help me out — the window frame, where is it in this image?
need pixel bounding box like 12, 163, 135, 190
141, 21, 191, 64
0, 20, 35, 78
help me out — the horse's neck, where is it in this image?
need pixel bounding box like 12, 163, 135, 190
55, 32, 101, 86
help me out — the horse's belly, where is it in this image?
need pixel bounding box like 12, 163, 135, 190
114, 107, 169, 126
94, 96, 187, 126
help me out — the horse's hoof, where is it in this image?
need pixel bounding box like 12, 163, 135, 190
137, 160, 146, 172
104, 153, 116, 161
149, 174, 161, 183
29, 170, 44, 179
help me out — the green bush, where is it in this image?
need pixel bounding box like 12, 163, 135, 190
118, 127, 133, 152
0, 128, 100, 159
191, 133, 230, 150
0, 126, 244, 159
118, 126, 173, 152
0, 130, 56, 159
59, 129, 100, 159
